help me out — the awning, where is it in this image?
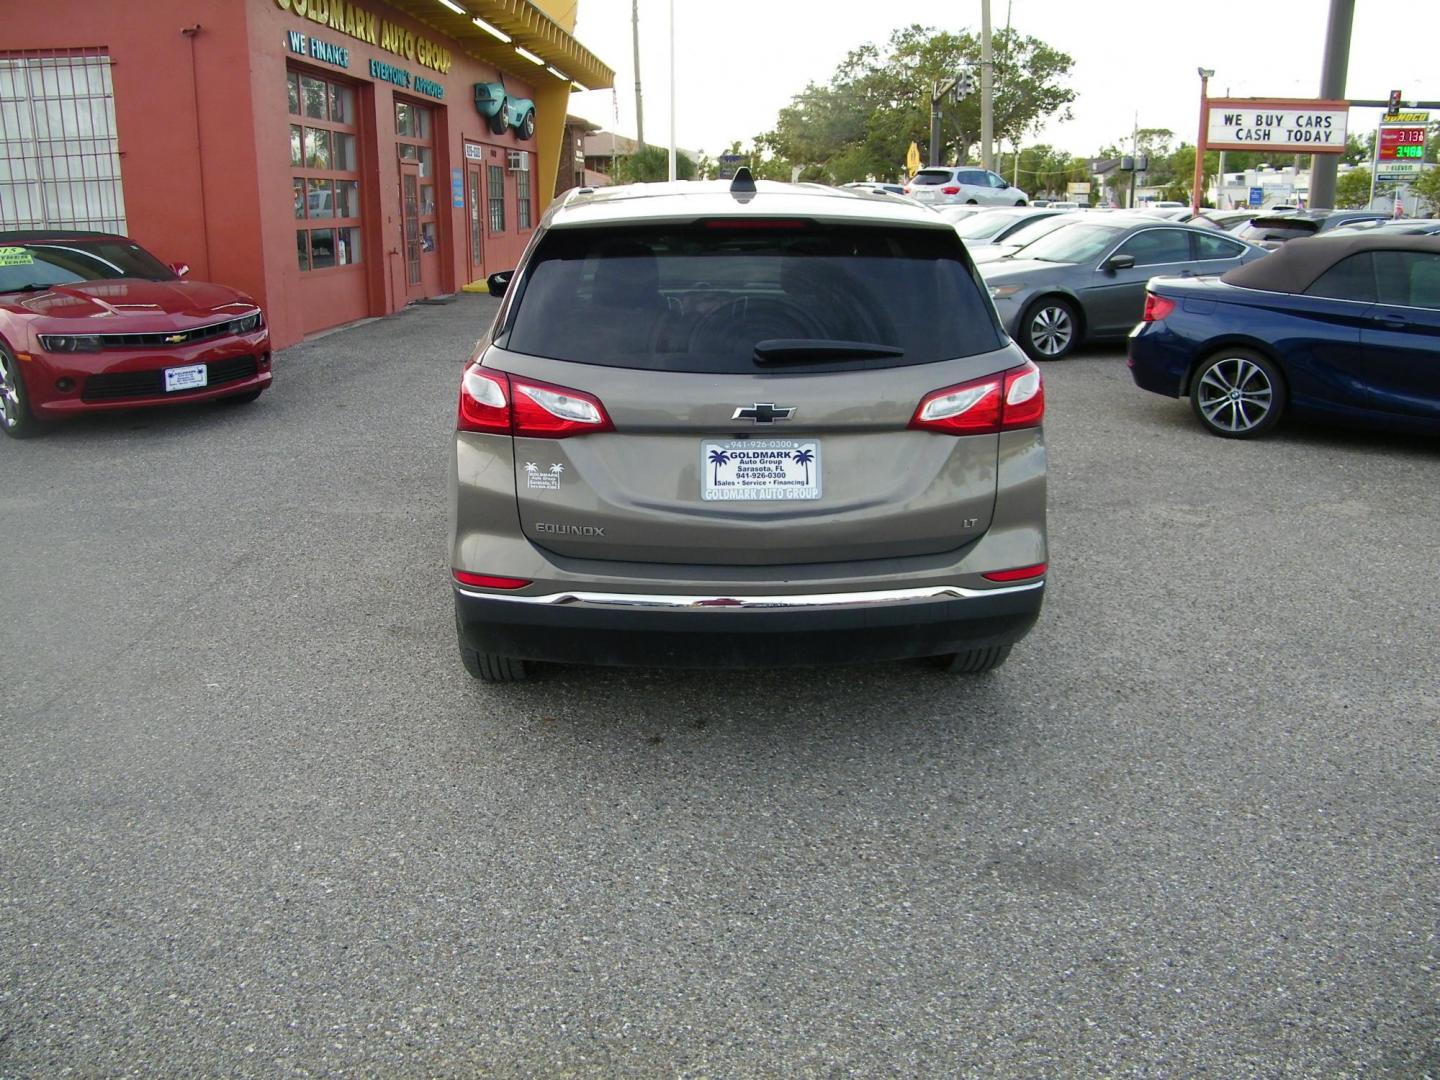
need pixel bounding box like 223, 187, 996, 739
383, 0, 615, 91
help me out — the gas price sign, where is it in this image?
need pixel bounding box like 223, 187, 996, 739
1380, 126, 1426, 160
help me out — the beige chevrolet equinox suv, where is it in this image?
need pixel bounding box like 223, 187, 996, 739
449, 171, 1047, 681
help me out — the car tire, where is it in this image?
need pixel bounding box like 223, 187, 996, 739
1018, 296, 1080, 361
459, 639, 529, 683
518, 109, 536, 141
218, 388, 263, 405
1189, 348, 1286, 439
966, 199, 979, 205
0, 342, 41, 439
932, 644, 1012, 674
487, 106, 509, 136
1014, 199, 1027, 206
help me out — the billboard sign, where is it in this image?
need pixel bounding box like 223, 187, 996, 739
1376, 110, 1429, 182
1205, 98, 1349, 153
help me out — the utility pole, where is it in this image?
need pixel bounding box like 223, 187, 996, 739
1310, 0, 1354, 208
980, 0, 994, 171
667, 0, 675, 181
631, 0, 644, 148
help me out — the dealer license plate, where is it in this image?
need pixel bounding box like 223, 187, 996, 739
164, 363, 208, 392
701, 439, 821, 501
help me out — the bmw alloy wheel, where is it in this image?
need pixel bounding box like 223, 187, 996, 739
1194, 355, 1277, 436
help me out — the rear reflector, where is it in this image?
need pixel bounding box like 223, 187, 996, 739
452, 570, 531, 590
982, 563, 1047, 582
1142, 293, 1177, 322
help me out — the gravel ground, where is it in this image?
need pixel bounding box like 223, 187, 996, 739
1, 294, 1436, 1078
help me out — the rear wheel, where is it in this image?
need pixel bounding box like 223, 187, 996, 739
966, 199, 979, 205
459, 636, 529, 683
1014, 199, 1027, 206
518, 108, 536, 141
0, 343, 41, 439
1019, 296, 1079, 361
932, 644, 1012, 674
1190, 348, 1285, 438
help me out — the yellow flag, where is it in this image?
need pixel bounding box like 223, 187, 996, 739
906, 142, 922, 177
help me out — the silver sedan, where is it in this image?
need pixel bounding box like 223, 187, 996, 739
977, 218, 1266, 360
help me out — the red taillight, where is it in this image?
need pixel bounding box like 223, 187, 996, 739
452, 570, 532, 590
941, 185, 961, 195
457, 364, 613, 438
982, 562, 1047, 582
1142, 293, 1176, 322
909, 360, 1043, 435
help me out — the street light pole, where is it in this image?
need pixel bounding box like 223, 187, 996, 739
1192, 68, 1213, 215
667, 0, 676, 181
1310, 0, 1355, 208
980, 0, 994, 172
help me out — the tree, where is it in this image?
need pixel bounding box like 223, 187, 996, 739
1335, 167, 1374, 208
755, 24, 1076, 184
1411, 166, 1440, 214
612, 145, 697, 183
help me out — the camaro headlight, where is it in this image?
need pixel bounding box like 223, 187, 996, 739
38, 334, 104, 353
231, 311, 265, 334
988, 283, 1024, 299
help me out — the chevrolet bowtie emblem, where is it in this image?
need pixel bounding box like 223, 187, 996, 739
732, 403, 795, 423
165, 333, 187, 344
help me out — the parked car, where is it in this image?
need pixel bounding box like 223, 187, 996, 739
0, 231, 271, 438
952, 207, 1075, 248
977, 217, 1265, 360
1330, 217, 1440, 236
1129, 232, 1440, 438
841, 182, 909, 198
451, 172, 1048, 681
967, 212, 1085, 265
904, 166, 1030, 206
1233, 209, 1390, 249
1201, 210, 1260, 231
933, 205, 992, 225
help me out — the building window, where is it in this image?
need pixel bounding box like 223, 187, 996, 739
289, 68, 361, 271
0, 51, 125, 232
514, 152, 532, 230
487, 163, 505, 233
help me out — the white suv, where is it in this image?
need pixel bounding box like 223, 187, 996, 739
905, 167, 1029, 207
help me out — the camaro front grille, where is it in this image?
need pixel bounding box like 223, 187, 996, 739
81, 355, 259, 402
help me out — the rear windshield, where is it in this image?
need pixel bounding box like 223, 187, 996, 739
908, 170, 954, 186
501, 222, 1004, 374
1235, 218, 1320, 242
954, 211, 1027, 240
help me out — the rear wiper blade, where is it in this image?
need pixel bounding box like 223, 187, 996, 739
753, 339, 904, 364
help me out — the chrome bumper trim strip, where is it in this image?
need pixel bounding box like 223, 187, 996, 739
454, 580, 1043, 609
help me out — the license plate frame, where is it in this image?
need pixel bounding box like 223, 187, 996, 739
164, 363, 208, 393
701, 438, 821, 502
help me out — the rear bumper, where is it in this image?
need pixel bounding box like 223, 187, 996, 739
455, 580, 1044, 668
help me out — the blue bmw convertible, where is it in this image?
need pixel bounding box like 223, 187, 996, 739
1128, 232, 1440, 438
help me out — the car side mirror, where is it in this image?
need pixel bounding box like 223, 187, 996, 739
1103, 254, 1136, 271
169, 262, 190, 278
999, 180, 1010, 189
486, 270, 514, 297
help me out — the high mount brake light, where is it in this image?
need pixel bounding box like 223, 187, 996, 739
702, 219, 810, 230
457, 364, 614, 438
909, 360, 1044, 435
1142, 294, 1177, 322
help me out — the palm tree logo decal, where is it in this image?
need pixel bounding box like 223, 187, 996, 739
708, 448, 730, 485
524, 462, 539, 475
792, 447, 814, 485
549, 463, 565, 475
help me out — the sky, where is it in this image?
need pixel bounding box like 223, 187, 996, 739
566, 0, 1440, 164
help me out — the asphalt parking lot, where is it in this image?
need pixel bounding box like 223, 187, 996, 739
1, 294, 1436, 1078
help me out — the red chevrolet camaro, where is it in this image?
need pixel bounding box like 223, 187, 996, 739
0, 231, 272, 438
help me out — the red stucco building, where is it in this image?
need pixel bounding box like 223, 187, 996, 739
0, 0, 614, 347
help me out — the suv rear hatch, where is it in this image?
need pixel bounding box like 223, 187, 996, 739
481, 218, 1030, 567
